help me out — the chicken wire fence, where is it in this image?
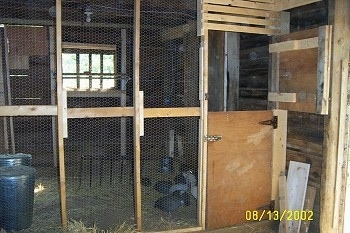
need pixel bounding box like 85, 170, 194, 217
0, 0, 199, 232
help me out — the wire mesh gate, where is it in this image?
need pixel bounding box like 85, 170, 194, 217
0, 0, 201, 232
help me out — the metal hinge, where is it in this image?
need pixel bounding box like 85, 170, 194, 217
259, 116, 278, 129
204, 135, 222, 142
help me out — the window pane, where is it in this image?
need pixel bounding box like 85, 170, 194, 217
103, 78, 114, 90
79, 54, 89, 73
80, 78, 89, 90
63, 78, 77, 90
92, 54, 101, 73
62, 53, 76, 73
91, 76, 100, 90
103, 55, 114, 73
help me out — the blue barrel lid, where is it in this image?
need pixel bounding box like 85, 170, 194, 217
0, 165, 36, 177
0, 153, 32, 159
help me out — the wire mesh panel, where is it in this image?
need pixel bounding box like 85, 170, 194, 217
61, 0, 136, 231
0, 1, 62, 232
140, 0, 200, 231
64, 117, 135, 230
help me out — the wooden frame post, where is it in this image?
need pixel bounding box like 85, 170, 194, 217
198, 28, 208, 229
0, 31, 9, 153
321, 0, 350, 232
120, 28, 127, 170
49, 26, 58, 167
3, 27, 15, 153
133, 0, 142, 231
56, 0, 68, 230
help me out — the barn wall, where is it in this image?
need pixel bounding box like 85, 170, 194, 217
236, 2, 328, 232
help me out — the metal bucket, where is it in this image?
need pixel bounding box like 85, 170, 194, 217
0, 153, 32, 167
0, 165, 36, 231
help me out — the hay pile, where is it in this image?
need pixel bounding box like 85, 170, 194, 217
67, 219, 136, 233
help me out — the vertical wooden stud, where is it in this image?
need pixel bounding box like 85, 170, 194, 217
199, 28, 208, 229
321, 0, 350, 232
0, 31, 9, 153
49, 26, 58, 167
56, 0, 68, 230
120, 29, 127, 160
133, 0, 142, 230
272, 109, 287, 210
3, 27, 15, 153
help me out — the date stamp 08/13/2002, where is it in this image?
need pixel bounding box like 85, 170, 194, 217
245, 210, 314, 222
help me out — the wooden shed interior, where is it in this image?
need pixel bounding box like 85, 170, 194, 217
0, 0, 349, 233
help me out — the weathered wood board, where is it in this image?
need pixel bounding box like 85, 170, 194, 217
286, 161, 310, 232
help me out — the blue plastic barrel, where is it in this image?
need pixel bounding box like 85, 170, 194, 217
0, 153, 32, 167
0, 165, 36, 231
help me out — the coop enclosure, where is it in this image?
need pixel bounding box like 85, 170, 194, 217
0, 0, 201, 232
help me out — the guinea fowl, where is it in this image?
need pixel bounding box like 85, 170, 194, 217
154, 190, 191, 213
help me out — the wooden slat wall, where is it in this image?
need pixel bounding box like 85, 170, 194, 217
202, 0, 282, 35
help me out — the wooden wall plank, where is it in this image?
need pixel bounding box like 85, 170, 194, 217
204, 13, 279, 27
278, 175, 288, 233
275, 0, 321, 11
316, 25, 332, 115
203, 4, 281, 18
204, 23, 278, 35
203, 0, 275, 11
268, 92, 296, 102
208, 30, 224, 111
269, 37, 318, 53
226, 32, 239, 111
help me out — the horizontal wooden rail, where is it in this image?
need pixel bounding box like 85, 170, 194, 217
269, 37, 319, 53
0, 106, 200, 118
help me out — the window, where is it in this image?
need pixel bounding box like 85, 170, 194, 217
62, 52, 115, 91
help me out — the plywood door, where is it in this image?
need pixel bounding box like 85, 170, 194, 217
206, 111, 273, 229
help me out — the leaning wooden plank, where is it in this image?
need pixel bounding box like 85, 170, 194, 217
56, 0, 68, 230
204, 13, 279, 27
316, 25, 332, 115
269, 37, 318, 53
268, 92, 297, 102
275, 0, 321, 11
204, 23, 278, 35
278, 175, 288, 233
203, 4, 281, 18
203, 0, 274, 11
62, 42, 116, 51
300, 186, 316, 233
0, 106, 58, 116
287, 161, 310, 233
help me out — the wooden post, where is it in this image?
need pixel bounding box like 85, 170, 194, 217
120, 29, 127, 163
133, 0, 142, 231
49, 26, 58, 167
0, 31, 9, 153
56, 0, 68, 230
321, 0, 350, 232
226, 32, 239, 111
3, 27, 15, 153
199, 28, 209, 229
